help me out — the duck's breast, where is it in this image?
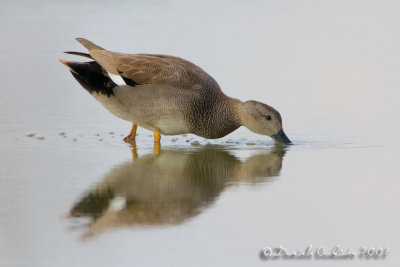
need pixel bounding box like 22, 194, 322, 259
114, 84, 193, 135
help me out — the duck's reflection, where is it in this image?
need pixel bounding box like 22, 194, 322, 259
69, 145, 286, 237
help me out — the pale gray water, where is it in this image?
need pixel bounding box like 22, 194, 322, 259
0, 0, 399, 266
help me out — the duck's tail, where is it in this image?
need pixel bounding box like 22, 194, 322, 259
75, 38, 104, 51
62, 37, 104, 59
59, 59, 116, 97
63, 51, 93, 59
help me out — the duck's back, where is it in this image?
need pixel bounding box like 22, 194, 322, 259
91, 49, 222, 94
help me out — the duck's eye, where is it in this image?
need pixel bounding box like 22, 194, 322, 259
266, 115, 272, 121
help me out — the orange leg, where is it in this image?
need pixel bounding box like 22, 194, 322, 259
131, 142, 138, 160
154, 142, 160, 156
153, 129, 161, 143
123, 124, 137, 143
153, 129, 161, 156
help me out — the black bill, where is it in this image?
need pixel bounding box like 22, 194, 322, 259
272, 129, 292, 144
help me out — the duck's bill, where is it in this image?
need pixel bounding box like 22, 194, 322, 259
272, 129, 292, 144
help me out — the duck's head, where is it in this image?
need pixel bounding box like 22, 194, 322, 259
238, 100, 291, 144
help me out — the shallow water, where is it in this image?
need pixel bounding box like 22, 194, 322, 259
1, 1, 399, 266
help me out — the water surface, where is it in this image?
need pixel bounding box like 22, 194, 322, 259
0, 1, 399, 266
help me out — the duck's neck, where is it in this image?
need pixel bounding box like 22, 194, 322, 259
213, 96, 246, 135
229, 97, 246, 127
187, 94, 244, 139
218, 95, 243, 121
191, 94, 239, 138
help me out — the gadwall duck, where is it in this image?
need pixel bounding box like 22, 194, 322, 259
60, 38, 291, 144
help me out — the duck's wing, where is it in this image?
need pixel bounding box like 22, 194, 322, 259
74, 38, 221, 91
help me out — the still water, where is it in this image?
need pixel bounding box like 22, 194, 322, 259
0, 1, 399, 266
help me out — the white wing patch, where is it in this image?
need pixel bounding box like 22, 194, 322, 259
107, 71, 126, 86
108, 196, 126, 212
